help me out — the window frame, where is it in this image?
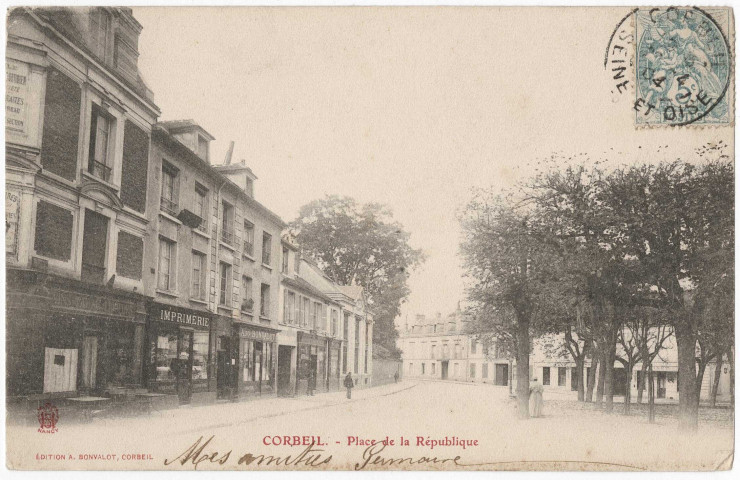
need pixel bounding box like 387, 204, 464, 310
87, 104, 115, 183
191, 250, 206, 300
157, 236, 176, 292
262, 232, 272, 266
160, 161, 179, 216
219, 262, 231, 306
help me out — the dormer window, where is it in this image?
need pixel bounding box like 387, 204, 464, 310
88, 104, 114, 183
197, 134, 209, 161
90, 8, 111, 62
245, 177, 254, 198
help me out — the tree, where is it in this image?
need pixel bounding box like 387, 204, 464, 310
289, 196, 424, 357
460, 191, 562, 418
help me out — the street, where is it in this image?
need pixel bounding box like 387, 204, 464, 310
7, 380, 733, 471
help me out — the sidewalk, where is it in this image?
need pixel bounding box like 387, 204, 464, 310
62, 380, 419, 437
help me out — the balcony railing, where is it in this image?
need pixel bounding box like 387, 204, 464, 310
221, 227, 234, 245
160, 196, 178, 217
90, 160, 112, 183
244, 242, 254, 257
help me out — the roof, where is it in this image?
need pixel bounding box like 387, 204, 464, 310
213, 162, 257, 179
158, 119, 215, 141
282, 276, 336, 305
337, 285, 364, 301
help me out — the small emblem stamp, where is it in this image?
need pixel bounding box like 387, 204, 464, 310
37, 402, 59, 434
634, 7, 732, 126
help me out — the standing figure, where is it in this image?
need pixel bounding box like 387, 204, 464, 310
394, 371, 399, 383
307, 369, 316, 396
344, 372, 354, 399
529, 377, 544, 418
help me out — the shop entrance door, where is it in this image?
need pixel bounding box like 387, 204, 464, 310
217, 336, 234, 399
309, 354, 318, 392
254, 342, 264, 394
277, 346, 292, 396
441, 361, 449, 380
176, 331, 193, 404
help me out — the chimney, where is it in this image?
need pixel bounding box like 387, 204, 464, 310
224, 141, 235, 165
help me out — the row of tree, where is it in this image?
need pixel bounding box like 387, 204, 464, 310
460, 143, 733, 430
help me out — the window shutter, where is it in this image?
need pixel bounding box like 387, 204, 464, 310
41, 69, 81, 181
120, 120, 150, 213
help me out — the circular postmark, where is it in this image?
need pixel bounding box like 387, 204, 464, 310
606, 7, 733, 127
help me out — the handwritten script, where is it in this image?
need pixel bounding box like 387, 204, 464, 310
164, 436, 466, 470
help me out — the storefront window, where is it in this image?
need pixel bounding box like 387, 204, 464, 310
241, 339, 273, 384
154, 332, 178, 382
192, 331, 209, 381
241, 339, 254, 382
262, 342, 272, 383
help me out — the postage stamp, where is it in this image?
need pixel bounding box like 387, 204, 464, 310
634, 7, 733, 126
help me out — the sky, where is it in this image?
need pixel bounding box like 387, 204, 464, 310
132, 7, 733, 326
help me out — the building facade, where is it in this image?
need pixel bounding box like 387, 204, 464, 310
6, 7, 160, 400
530, 333, 733, 404
6, 6, 375, 411
397, 309, 512, 385
277, 250, 374, 396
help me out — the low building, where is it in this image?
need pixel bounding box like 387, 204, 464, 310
530, 333, 732, 404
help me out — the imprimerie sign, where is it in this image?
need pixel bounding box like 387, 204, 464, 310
150, 302, 211, 330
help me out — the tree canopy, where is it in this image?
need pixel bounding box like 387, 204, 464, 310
290, 195, 425, 357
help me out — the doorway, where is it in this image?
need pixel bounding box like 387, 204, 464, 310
277, 346, 293, 396
216, 335, 235, 399
441, 361, 449, 380
176, 331, 193, 404
495, 363, 509, 386
657, 372, 667, 399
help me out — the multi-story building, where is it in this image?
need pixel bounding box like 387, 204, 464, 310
143, 121, 219, 404
213, 156, 284, 401
6, 7, 160, 400
143, 122, 286, 404
6, 6, 374, 411
277, 246, 374, 395
397, 308, 511, 385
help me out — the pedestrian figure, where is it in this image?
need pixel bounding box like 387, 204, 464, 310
307, 370, 316, 396
394, 371, 399, 383
529, 377, 544, 417
344, 372, 354, 399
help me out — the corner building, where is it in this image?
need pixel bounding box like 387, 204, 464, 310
6, 7, 160, 401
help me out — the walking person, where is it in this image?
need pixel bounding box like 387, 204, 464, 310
344, 372, 354, 399
529, 377, 544, 417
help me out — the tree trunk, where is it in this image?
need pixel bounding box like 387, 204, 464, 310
508, 358, 514, 397
648, 364, 655, 423
710, 355, 723, 407
575, 355, 585, 402
730, 348, 735, 407
595, 350, 606, 407
515, 318, 530, 419
675, 324, 699, 430
637, 362, 648, 404
585, 356, 597, 403
623, 364, 633, 415
695, 361, 707, 408
604, 340, 617, 413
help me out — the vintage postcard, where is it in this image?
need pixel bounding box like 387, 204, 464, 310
4, 4, 735, 472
